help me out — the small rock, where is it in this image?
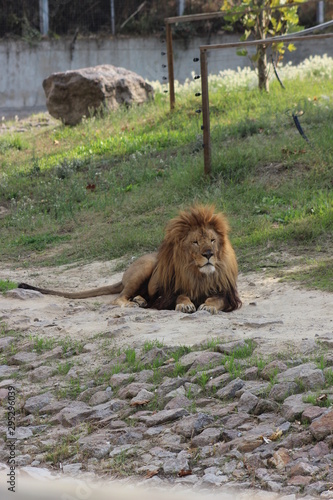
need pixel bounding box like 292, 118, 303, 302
165, 396, 191, 410
109, 444, 133, 458
140, 347, 168, 367
41, 400, 71, 414
56, 402, 93, 427
215, 340, 247, 355
142, 408, 189, 427
62, 463, 82, 474
110, 373, 133, 387
89, 390, 113, 406
206, 372, 232, 391
289, 461, 319, 477
237, 436, 263, 453
162, 450, 189, 474
253, 398, 279, 415
216, 377, 245, 399
309, 441, 330, 459
178, 351, 223, 370
0, 365, 16, 377
130, 388, 154, 405
269, 382, 298, 402
16, 427, 34, 440
0, 388, 8, 400
288, 475, 312, 486
309, 409, 333, 440
40, 346, 63, 361
191, 427, 221, 447
14, 454, 32, 466
24, 391, 54, 414
172, 413, 214, 438
0, 337, 16, 351
281, 394, 310, 421
0, 379, 15, 388
224, 412, 251, 429
267, 448, 291, 470
305, 481, 333, 496
302, 405, 327, 423
5, 289, 43, 300
118, 382, 154, 399
281, 430, 313, 449
202, 472, 228, 485
79, 430, 112, 458
9, 351, 38, 366
30, 366, 54, 382
261, 360, 288, 380
157, 378, 187, 398
243, 366, 259, 380
238, 391, 259, 413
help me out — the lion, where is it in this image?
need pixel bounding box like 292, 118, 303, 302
19, 205, 241, 314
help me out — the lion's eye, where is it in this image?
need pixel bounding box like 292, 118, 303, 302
211, 239, 216, 244
193, 241, 199, 246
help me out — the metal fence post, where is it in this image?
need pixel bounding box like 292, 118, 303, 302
166, 22, 175, 110
200, 48, 211, 176
39, 0, 49, 35
111, 0, 116, 35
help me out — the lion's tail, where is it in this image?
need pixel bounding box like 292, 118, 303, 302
18, 282, 124, 299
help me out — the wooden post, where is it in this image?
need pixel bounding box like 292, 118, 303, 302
166, 22, 175, 110
200, 48, 211, 176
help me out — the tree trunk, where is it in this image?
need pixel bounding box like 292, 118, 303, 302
257, 44, 269, 92
256, 0, 269, 92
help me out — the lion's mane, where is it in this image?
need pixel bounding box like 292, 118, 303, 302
151, 205, 241, 312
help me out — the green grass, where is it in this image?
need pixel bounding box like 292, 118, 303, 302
31, 335, 55, 353
56, 361, 74, 376
281, 259, 333, 292
0, 58, 332, 289
0, 280, 17, 292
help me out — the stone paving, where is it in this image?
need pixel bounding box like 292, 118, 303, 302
0, 300, 333, 498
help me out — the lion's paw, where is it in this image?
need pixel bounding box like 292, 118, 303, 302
176, 303, 196, 314
124, 301, 140, 308
198, 304, 218, 315
132, 295, 147, 308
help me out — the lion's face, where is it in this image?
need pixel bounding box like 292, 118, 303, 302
183, 228, 220, 275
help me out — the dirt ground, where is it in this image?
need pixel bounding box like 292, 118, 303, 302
1, 260, 332, 354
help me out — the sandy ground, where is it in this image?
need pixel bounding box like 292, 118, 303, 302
1, 261, 332, 354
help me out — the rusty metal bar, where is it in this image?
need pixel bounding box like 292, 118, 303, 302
200, 49, 211, 176
165, 1, 318, 24
166, 22, 175, 110
200, 31, 333, 51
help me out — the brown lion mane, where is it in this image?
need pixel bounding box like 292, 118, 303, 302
150, 205, 241, 312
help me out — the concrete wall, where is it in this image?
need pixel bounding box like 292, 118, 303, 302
0, 34, 332, 113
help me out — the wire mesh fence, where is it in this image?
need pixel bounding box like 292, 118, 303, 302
0, 1, 235, 39
0, 0, 326, 39
0, 1, 174, 38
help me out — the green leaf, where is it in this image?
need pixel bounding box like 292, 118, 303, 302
250, 52, 260, 62
237, 49, 248, 57
287, 43, 297, 52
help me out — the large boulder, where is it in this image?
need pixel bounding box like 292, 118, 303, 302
42, 65, 154, 125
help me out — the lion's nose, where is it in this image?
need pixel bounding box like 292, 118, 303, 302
202, 249, 213, 260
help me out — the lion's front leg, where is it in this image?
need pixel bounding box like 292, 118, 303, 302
198, 296, 225, 315
175, 295, 196, 313
112, 295, 139, 308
